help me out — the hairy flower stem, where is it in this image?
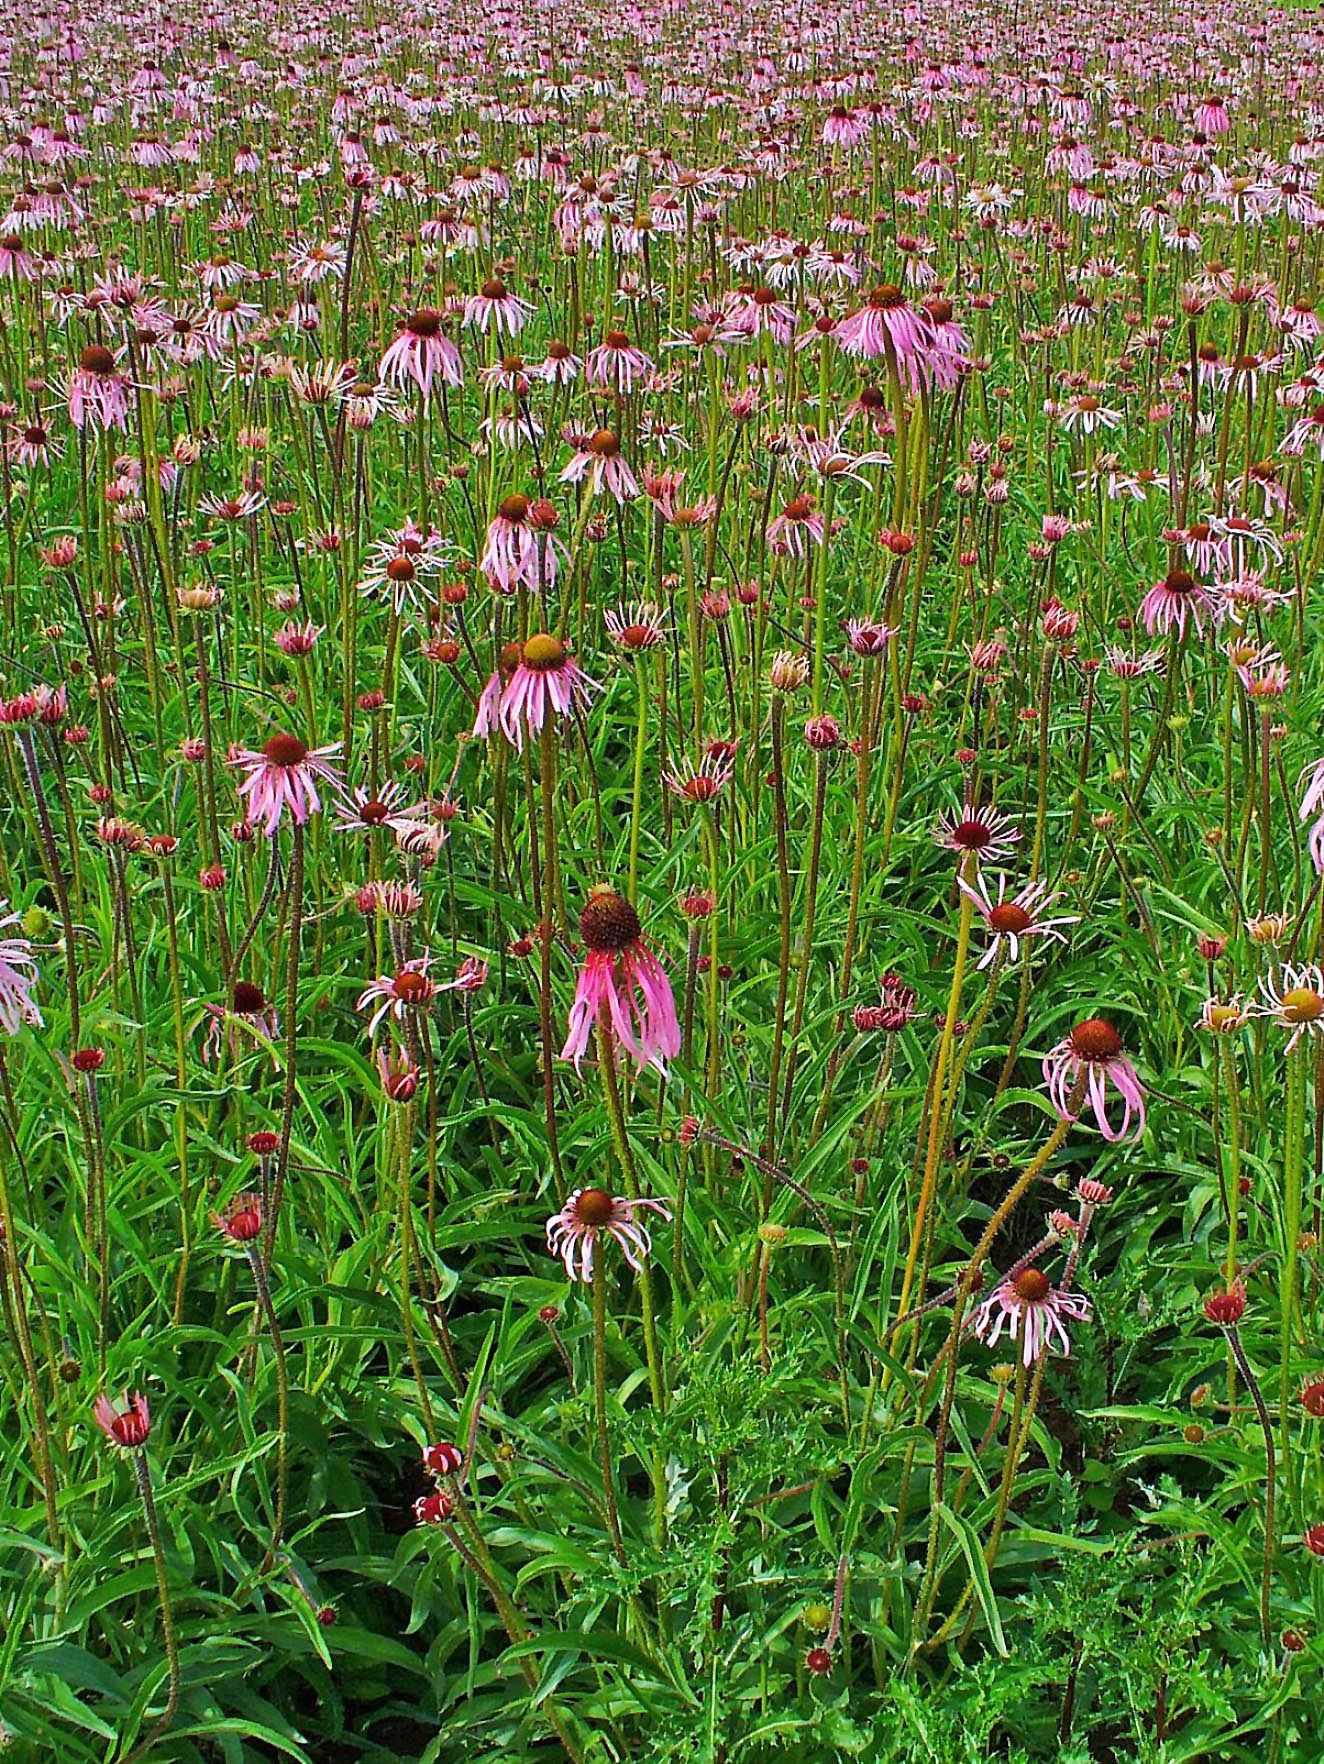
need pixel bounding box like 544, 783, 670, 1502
591, 1252, 627, 1566
627, 656, 649, 903
914, 1074, 1085, 1639
265, 821, 303, 1268
1225, 1323, 1276, 1650
121, 1450, 181, 1764
537, 720, 564, 1187
1279, 1042, 1307, 1524
777, 746, 829, 1155
244, 1243, 289, 1571
764, 698, 793, 1172
891, 853, 978, 1360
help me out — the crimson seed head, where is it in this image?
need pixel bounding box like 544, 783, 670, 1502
1068, 1018, 1124, 1061
1011, 1267, 1052, 1303
806, 1647, 833, 1675
1282, 1629, 1307, 1653
71, 1047, 105, 1073
79, 343, 116, 376
1303, 1379, 1324, 1419
413, 1489, 454, 1525
217, 1194, 262, 1241
573, 1188, 617, 1227
1197, 933, 1227, 961
1203, 1283, 1246, 1327
231, 981, 267, 1015
262, 731, 308, 768
247, 1130, 280, 1157
580, 887, 641, 954
1305, 1525, 1324, 1558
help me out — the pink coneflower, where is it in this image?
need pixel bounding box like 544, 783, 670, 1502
379, 309, 463, 396
0, 902, 41, 1035
66, 343, 130, 431
273, 620, 323, 656
767, 493, 825, 557
464, 278, 533, 337
546, 1185, 672, 1281
6, 420, 60, 469
229, 733, 345, 836
585, 328, 654, 391
480, 494, 564, 595
560, 428, 639, 503
214, 1192, 263, 1243
498, 633, 599, 750
844, 618, 898, 656
822, 104, 870, 147
93, 1389, 151, 1448
1138, 568, 1219, 639
357, 956, 439, 1038
561, 887, 681, 1074
934, 803, 1021, 865
835, 284, 936, 384
956, 873, 1079, 968
721, 286, 796, 347
1256, 965, 1324, 1052
1298, 758, 1324, 873
536, 339, 582, 384
970, 1267, 1092, 1367
1043, 1018, 1146, 1143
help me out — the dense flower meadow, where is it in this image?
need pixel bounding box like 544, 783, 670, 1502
4, 0, 1324, 1757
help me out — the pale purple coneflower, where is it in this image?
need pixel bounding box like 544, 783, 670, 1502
562, 888, 681, 1074
956, 873, 1079, 968
970, 1266, 1092, 1367
357, 956, 439, 1038
933, 802, 1022, 866
0, 901, 41, 1035
378, 309, 463, 396
1042, 1018, 1146, 1143
228, 734, 345, 836
1255, 964, 1324, 1052
498, 633, 599, 751
546, 1186, 672, 1282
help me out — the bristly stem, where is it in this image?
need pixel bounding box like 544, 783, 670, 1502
1225, 1322, 1276, 1651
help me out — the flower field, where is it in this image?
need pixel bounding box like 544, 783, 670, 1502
4, 0, 1324, 1758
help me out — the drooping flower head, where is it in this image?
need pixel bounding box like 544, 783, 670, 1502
498, 633, 598, 750
1043, 1017, 1146, 1142
378, 308, 463, 396
229, 733, 345, 836
561, 887, 681, 1074
1256, 964, 1324, 1053
0, 901, 41, 1035
546, 1185, 672, 1282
